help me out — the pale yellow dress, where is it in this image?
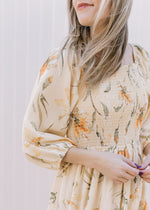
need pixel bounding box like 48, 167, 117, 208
22, 43, 150, 210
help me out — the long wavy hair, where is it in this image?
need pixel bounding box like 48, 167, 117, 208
57, 0, 133, 98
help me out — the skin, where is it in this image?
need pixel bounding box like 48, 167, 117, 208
70, 0, 150, 184
72, 0, 110, 27
136, 151, 150, 183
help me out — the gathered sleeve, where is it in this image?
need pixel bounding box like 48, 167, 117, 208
22, 48, 77, 170
137, 46, 150, 155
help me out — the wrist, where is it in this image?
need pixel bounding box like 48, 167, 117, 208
85, 149, 104, 170
78, 148, 97, 169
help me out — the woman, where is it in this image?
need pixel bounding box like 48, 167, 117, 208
22, 0, 150, 209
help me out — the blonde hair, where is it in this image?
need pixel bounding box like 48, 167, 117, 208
57, 0, 133, 97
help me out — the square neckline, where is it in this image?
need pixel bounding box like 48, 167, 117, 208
119, 43, 139, 70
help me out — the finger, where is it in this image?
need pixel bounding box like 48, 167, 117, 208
139, 165, 147, 170
142, 177, 150, 183
139, 168, 150, 175
140, 161, 150, 170
140, 162, 150, 170
114, 180, 123, 184
122, 156, 137, 168
123, 163, 139, 176
118, 177, 128, 183
123, 172, 135, 180
141, 172, 150, 178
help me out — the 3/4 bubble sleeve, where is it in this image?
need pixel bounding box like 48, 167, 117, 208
22, 48, 77, 170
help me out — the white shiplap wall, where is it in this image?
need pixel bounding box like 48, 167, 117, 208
0, 1, 150, 210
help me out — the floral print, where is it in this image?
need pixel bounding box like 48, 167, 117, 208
22, 44, 150, 209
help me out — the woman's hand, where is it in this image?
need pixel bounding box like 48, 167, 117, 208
135, 154, 150, 183
93, 151, 140, 184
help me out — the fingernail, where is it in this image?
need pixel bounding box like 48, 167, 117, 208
139, 172, 143, 176
135, 163, 141, 168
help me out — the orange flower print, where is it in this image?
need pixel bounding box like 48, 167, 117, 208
107, 134, 112, 141
124, 147, 130, 159
40, 63, 47, 76
32, 148, 41, 157
63, 199, 79, 209
24, 141, 30, 148
58, 138, 77, 147
117, 150, 124, 156
136, 107, 145, 128
54, 94, 70, 120
40, 54, 57, 76
32, 136, 42, 146
114, 127, 119, 144
129, 187, 139, 200
70, 107, 91, 138
139, 200, 148, 209
117, 147, 130, 159
48, 76, 53, 83
40, 58, 50, 76
144, 200, 148, 210
42, 76, 54, 90
119, 85, 132, 103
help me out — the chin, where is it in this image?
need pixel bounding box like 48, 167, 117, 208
78, 19, 92, 27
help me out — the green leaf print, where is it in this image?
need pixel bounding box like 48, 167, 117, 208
37, 95, 43, 128
91, 111, 96, 128
83, 89, 91, 101
113, 103, 123, 112
40, 93, 49, 116
101, 102, 109, 117
37, 93, 49, 127
136, 65, 145, 78
114, 207, 120, 210
49, 192, 57, 203
98, 173, 104, 183
127, 66, 140, 88
82, 178, 91, 190
100, 132, 104, 145
131, 105, 136, 117
135, 44, 144, 51
90, 91, 102, 115
106, 144, 117, 152
134, 176, 137, 183
73, 181, 78, 190
32, 102, 36, 112
44, 123, 54, 132
122, 194, 129, 206
114, 127, 119, 144
104, 81, 111, 92
30, 121, 38, 131
125, 120, 131, 134
61, 50, 64, 68
96, 124, 104, 145
96, 124, 100, 137
83, 168, 92, 180
42, 77, 51, 90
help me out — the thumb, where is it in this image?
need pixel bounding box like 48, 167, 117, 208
123, 157, 137, 168
140, 159, 150, 170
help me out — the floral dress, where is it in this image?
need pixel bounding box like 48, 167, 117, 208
22, 43, 150, 210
